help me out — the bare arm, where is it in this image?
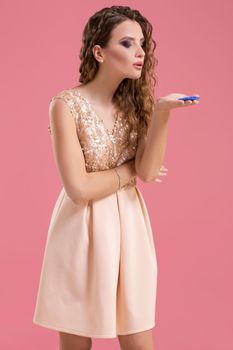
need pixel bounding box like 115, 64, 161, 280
49, 98, 136, 204
135, 106, 170, 182
135, 92, 200, 182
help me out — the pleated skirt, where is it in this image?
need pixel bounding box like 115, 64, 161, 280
32, 184, 158, 338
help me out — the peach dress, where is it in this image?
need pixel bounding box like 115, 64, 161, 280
32, 87, 158, 339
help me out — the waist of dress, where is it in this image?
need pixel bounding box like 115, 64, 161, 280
120, 176, 137, 191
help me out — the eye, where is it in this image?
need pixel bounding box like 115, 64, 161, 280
120, 40, 145, 48
121, 40, 131, 48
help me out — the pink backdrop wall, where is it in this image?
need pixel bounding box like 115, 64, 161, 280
1, 0, 232, 349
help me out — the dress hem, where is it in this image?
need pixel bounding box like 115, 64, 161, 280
32, 319, 156, 339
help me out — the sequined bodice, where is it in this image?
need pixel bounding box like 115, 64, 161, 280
48, 88, 139, 188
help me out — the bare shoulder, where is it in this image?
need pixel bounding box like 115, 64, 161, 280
49, 87, 78, 117
48, 88, 78, 136
49, 87, 74, 104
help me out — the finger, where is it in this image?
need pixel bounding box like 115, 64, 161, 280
182, 100, 194, 107
160, 168, 168, 173
157, 171, 167, 176
188, 100, 199, 106
178, 98, 200, 107
160, 165, 168, 171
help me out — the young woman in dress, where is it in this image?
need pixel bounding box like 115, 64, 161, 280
33, 5, 199, 350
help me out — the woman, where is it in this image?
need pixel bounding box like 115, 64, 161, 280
32, 5, 199, 350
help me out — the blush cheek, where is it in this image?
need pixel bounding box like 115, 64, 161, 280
107, 49, 131, 71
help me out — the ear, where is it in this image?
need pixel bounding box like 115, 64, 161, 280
92, 45, 104, 63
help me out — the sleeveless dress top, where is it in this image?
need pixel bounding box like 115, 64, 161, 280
48, 88, 138, 190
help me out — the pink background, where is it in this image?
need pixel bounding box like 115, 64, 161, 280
1, 0, 232, 349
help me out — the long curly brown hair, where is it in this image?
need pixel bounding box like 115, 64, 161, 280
78, 5, 158, 142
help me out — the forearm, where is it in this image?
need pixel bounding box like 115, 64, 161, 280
76, 159, 136, 203
137, 107, 170, 182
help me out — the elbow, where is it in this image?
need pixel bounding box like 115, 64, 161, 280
136, 168, 158, 183
136, 162, 165, 183
141, 175, 156, 183
65, 183, 88, 205
136, 171, 154, 183
136, 161, 155, 183
136, 162, 162, 183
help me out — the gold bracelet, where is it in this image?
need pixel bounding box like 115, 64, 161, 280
114, 168, 121, 190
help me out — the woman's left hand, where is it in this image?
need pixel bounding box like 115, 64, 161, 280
155, 93, 200, 112
151, 93, 200, 183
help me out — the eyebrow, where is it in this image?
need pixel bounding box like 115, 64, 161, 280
119, 36, 145, 42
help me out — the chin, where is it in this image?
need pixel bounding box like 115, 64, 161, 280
124, 72, 142, 80
131, 74, 142, 80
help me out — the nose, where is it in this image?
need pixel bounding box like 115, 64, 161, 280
135, 45, 145, 59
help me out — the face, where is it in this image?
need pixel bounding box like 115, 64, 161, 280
93, 20, 146, 80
